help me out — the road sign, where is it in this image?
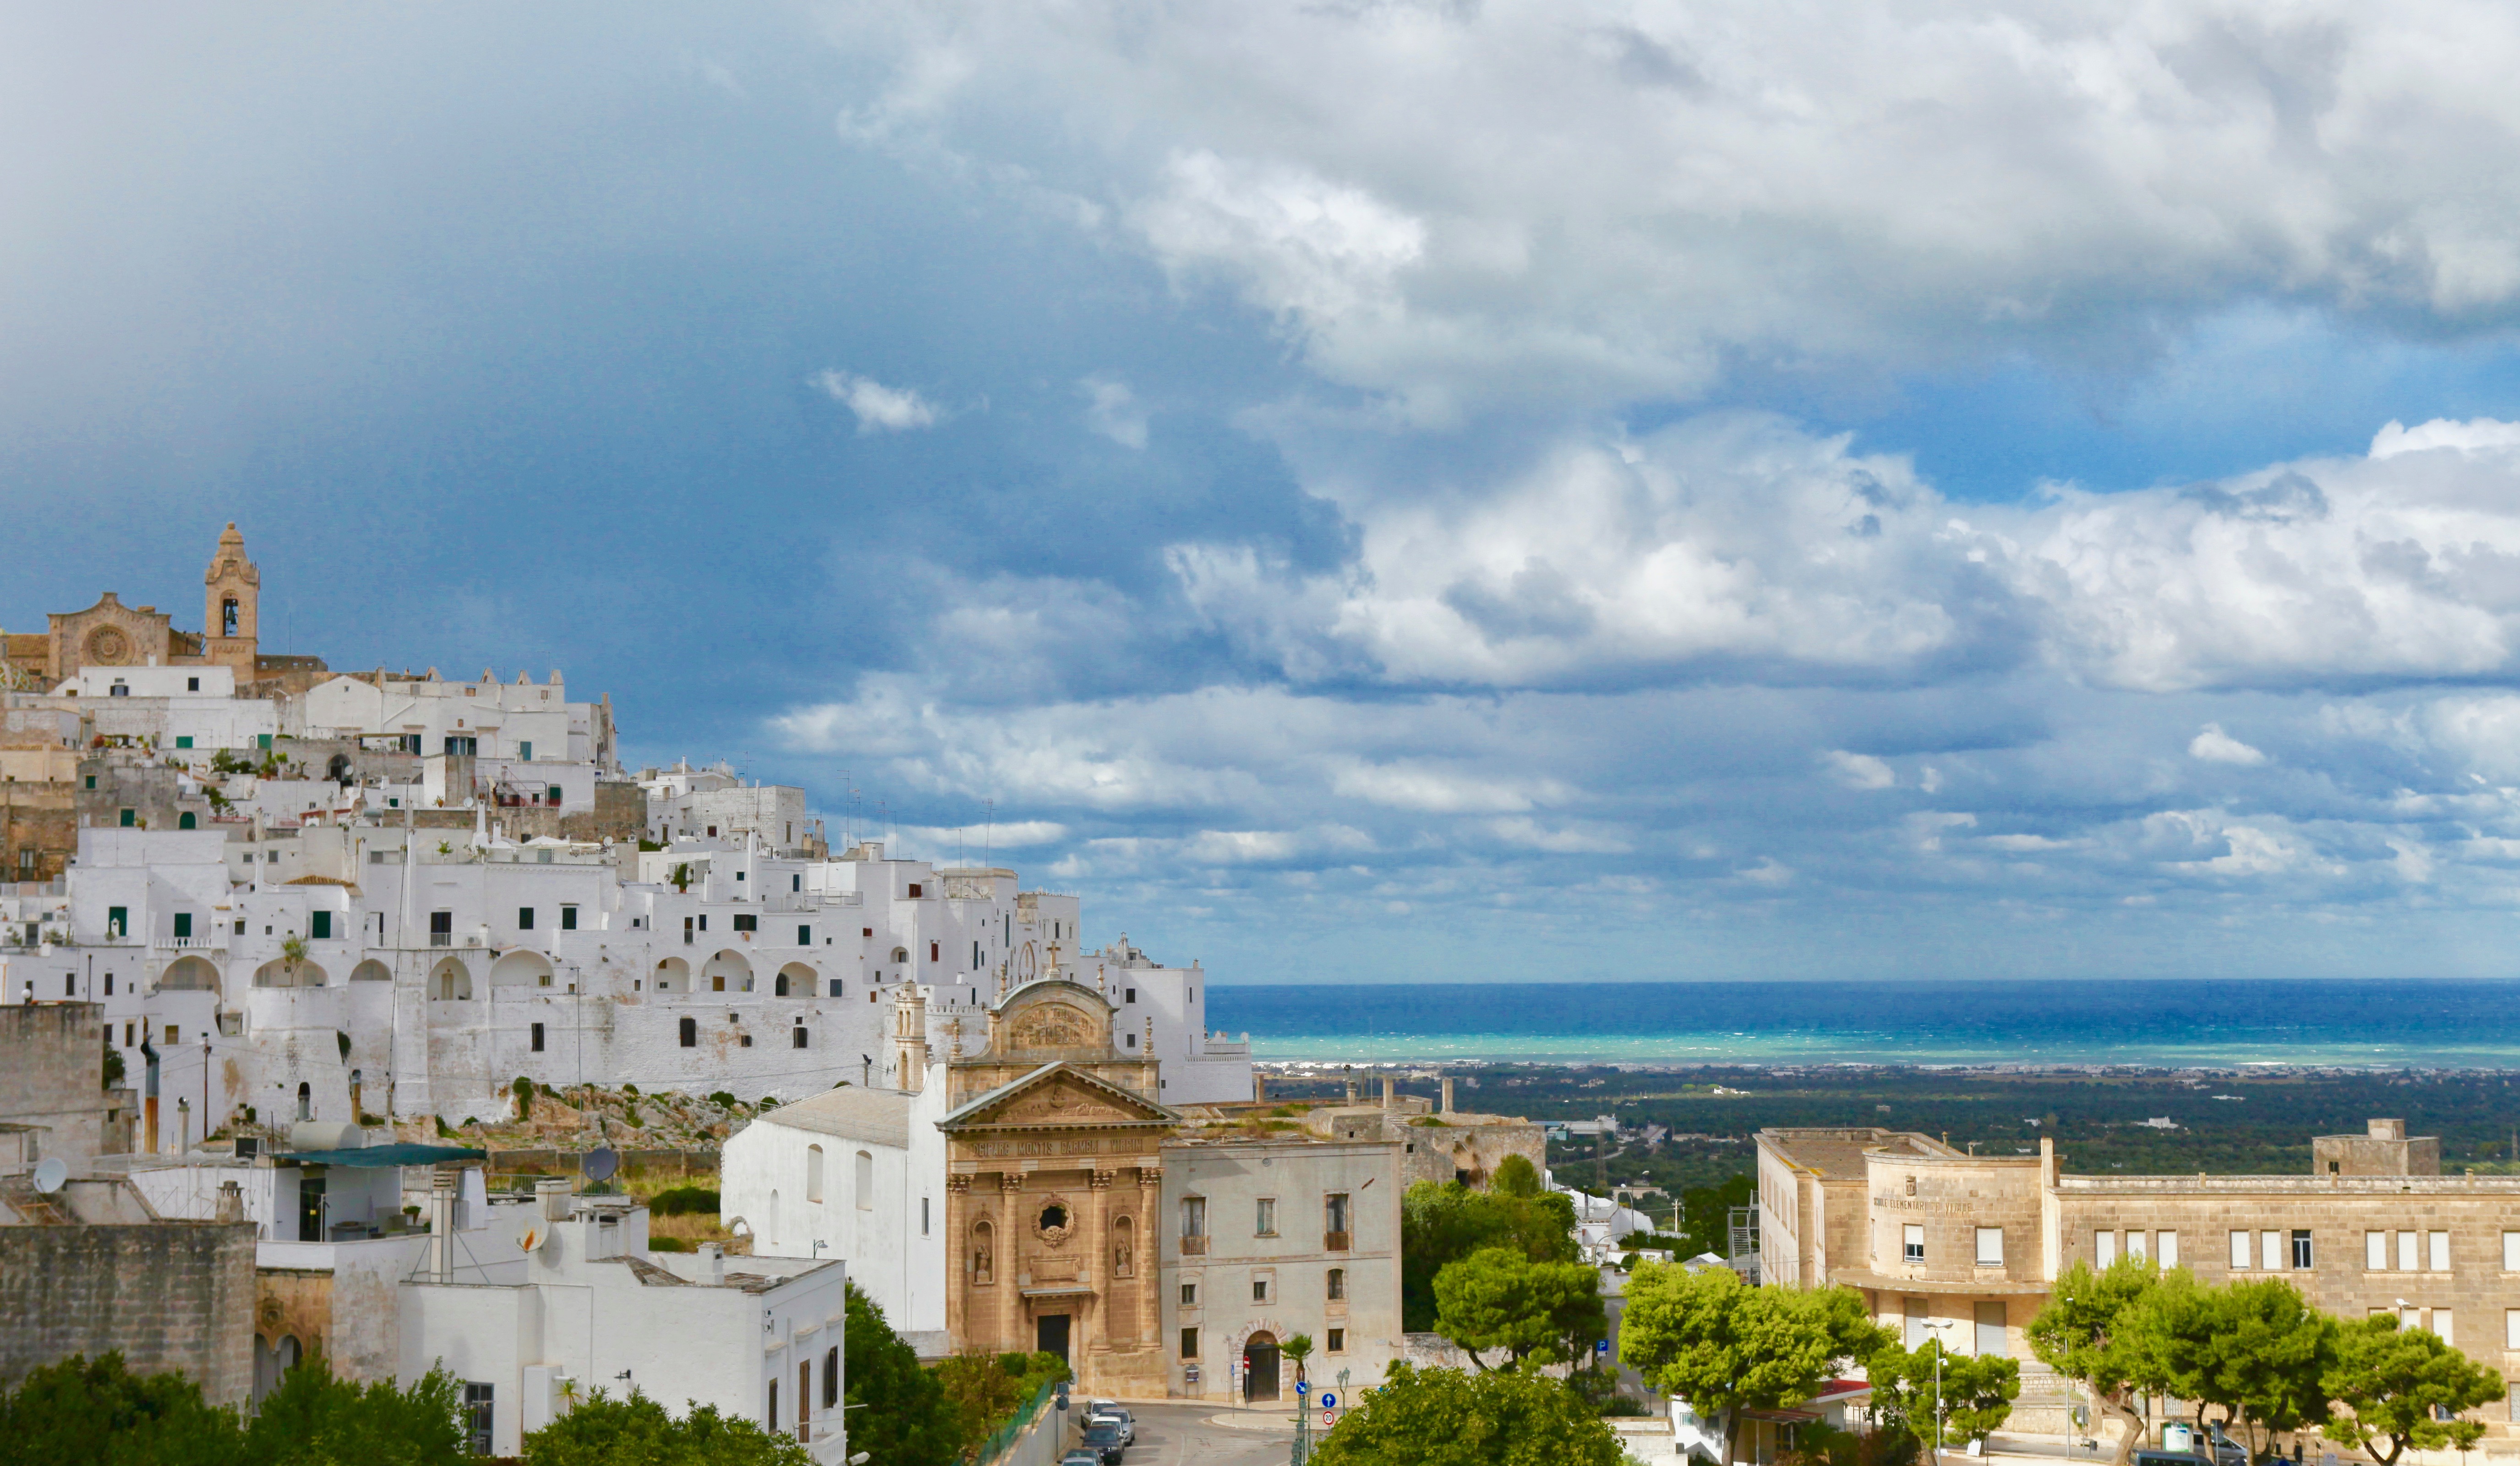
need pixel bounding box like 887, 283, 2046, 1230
1319, 1393, 1337, 1410
1296, 1380, 1309, 1396
1595, 1339, 1610, 1355
1323, 1409, 1335, 1428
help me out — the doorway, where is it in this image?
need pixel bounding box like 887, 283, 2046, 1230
1037, 1313, 1071, 1365
297, 1172, 326, 1242
1242, 1332, 1280, 1402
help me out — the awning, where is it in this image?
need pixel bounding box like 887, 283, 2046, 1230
271, 1144, 487, 1168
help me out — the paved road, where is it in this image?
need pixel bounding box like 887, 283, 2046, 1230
1112, 1401, 1298, 1466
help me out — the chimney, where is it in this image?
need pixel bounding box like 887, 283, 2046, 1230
1345, 1076, 1359, 1105
215, 1180, 243, 1223
1441, 1078, 1456, 1115
2039, 1136, 2056, 1187
1253, 1073, 1267, 1104
428, 1172, 457, 1283
1381, 1077, 1394, 1111
700, 1241, 725, 1285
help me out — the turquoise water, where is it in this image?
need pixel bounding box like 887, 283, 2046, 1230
1205, 980, 2520, 1068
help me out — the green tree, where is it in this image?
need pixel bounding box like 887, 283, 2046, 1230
243, 1350, 466, 1465
521, 1390, 809, 1466
2126, 1276, 2334, 1461
1492, 1154, 1543, 1197
1311, 1362, 1622, 1466
1283, 1333, 1315, 1386
2028, 1258, 2167, 1466
1867, 1339, 2020, 1452
1432, 1248, 1606, 1371
1401, 1180, 1580, 1330
0, 1352, 248, 1466
840, 1282, 957, 1466
2321, 1315, 2502, 1466
1618, 1262, 1890, 1466
1675, 1174, 1755, 1260
929, 1350, 1069, 1460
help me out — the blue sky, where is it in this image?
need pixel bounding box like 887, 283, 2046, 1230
15, 3, 2520, 984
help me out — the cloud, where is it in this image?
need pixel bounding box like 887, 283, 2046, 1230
1080, 375, 1148, 449
814, 369, 939, 433
1824, 751, 1898, 789
2188, 724, 2267, 766
825, 0, 2520, 415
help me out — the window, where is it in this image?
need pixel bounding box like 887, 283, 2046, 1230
1181, 1328, 1199, 1360
929, 941, 939, 962
855, 1150, 874, 1209
2233, 1230, 2253, 1269
1126, 1034, 1136, 1048
175, 736, 193, 749
2263, 1231, 2284, 1270
2291, 1230, 2314, 1270
679, 1017, 697, 1047
107, 906, 127, 939
2127, 1231, 2148, 1261
793, 874, 802, 893
768, 1380, 777, 1434
807, 1145, 825, 1203
1975, 1227, 2003, 1265
431, 910, 452, 946
2400, 1232, 2420, 1271
83, 774, 95, 790
2506, 1232, 2520, 1271
1256, 1198, 1278, 1237
1905, 1223, 1927, 1263
561, 906, 578, 931
1126, 987, 1137, 1004
1327, 1328, 1346, 1353
798, 925, 811, 946
464, 1384, 493, 1455
2431, 1231, 2451, 1271
923, 1197, 931, 1236
2436, 1309, 2455, 1344
2506, 1309, 2520, 1350
186, 677, 200, 692
519, 741, 532, 761
824, 1346, 839, 1411
907, 883, 922, 898
829, 980, 843, 998
1182, 1283, 1197, 1306
1181, 1196, 1207, 1239
1903, 1297, 1931, 1349
1253, 1280, 1269, 1303
310, 910, 331, 940
2370, 1231, 2390, 1270
792, 1026, 807, 1049
174, 913, 192, 940
119, 808, 135, 827
1327, 1267, 1345, 1300
733, 914, 757, 934
2159, 1231, 2180, 1266
2094, 1230, 2115, 1266
530, 1023, 545, 1053
165, 1025, 179, 1044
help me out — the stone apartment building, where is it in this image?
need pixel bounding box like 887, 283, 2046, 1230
1759, 1119, 2520, 1435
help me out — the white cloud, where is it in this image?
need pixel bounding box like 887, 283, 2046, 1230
1486, 817, 1629, 854
1080, 375, 1148, 448
826, 1, 2520, 414
2188, 724, 2267, 766
1329, 760, 1556, 814
814, 369, 939, 433
1823, 750, 1897, 790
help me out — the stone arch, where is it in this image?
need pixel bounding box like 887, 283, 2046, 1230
653, 956, 689, 993
1241, 1331, 1280, 1402
429, 957, 473, 1001
349, 960, 392, 983
702, 948, 753, 994
254, 957, 328, 988
159, 956, 219, 992
890, 946, 909, 965
775, 961, 815, 998
490, 950, 554, 988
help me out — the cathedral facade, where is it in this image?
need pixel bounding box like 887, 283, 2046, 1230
3, 523, 323, 689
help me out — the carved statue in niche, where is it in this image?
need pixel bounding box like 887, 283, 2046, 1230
1010, 1003, 1093, 1050
973, 1220, 995, 1284
1112, 1215, 1135, 1277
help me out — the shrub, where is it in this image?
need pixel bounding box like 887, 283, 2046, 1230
707, 1091, 740, 1110
646, 1236, 694, 1253
649, 1186, 720, 1216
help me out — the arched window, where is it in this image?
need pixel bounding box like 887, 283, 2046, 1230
973, 1219, 995, 1284
1113, 1214, 1136, 1277
855, 1150, 874, 1210
178, 812, 196, 829
774, 973, 789, 997
806, 1145, 825, 1204
295, 1082, 312, 1122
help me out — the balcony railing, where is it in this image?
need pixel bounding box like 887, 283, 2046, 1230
1178, 1235, 1207, 1255
1323, 1231, 1351, 1252
429, 932, 451, 948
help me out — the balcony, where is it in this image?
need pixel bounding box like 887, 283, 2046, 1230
429, 932, 451, 948
1179, 1235, 1207, 1256
1323, 1231, 1351, 1253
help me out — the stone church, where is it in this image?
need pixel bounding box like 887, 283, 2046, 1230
2, 523, 327, 691
936, 979, 1176, 1396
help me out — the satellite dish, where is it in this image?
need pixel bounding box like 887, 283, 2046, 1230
518, 1225, 544, 1253
30, 1157, 66, 1194
581, 1146, 618, 1183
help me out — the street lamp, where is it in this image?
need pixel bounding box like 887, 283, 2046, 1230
1919, 1319, 1962, 1466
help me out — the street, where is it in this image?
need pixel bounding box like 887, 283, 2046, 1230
1109, 1400, 1300, 1466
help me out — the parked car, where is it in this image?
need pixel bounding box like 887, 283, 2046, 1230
1087, 1408, 1135, 1445
1060, 1451, 1104, 1466
1080, 1421, 1127, 1465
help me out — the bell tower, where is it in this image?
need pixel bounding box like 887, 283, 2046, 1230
202, 523, 260, 673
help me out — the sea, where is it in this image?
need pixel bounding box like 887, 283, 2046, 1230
1204, 979, 2520, 1070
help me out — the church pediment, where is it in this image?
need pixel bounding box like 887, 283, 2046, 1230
939, 1063, 1176, 1133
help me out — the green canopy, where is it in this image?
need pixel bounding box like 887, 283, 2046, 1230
270, 1144, 486, 1168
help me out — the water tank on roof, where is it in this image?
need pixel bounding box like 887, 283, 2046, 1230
289, 1121, 364, 1152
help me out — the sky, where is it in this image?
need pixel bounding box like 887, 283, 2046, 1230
15, 4, 2520, 984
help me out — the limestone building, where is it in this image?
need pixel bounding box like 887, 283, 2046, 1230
3, 524, 328, 691
1758, 1119, 2520, 1435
